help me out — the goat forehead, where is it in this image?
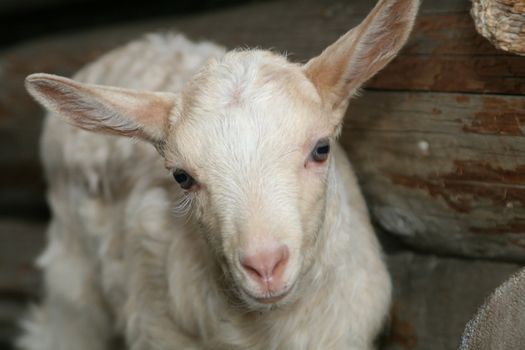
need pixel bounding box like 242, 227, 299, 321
169, 50, 327, 173
176, 107, 305, 176
181, 49, 321, 114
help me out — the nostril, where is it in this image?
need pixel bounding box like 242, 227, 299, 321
240, 257, 265, 281
243, 264, 263, 280
240, 245, 289, 285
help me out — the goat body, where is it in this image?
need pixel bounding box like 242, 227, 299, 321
19, 1, 419, 349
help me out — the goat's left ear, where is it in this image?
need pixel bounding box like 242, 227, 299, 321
304, 0, 419, 111
25, 73, 178, 144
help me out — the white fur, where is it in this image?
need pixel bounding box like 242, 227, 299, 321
18, 1, 420, 348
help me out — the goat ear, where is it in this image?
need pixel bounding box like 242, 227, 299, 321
304, 0, 419, 110
25, 73, 178, 143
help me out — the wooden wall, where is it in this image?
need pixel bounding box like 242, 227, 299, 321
342, 1, 525, 261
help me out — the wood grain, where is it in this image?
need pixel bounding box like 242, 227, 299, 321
342, 91, 525, 261
367, 12, 525, 94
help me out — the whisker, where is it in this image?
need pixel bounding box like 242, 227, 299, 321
171, 191, 195, 220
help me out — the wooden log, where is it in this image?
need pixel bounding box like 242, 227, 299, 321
471, 0, 525, 56
368, 11, 525, 94
342, 91, 525, 261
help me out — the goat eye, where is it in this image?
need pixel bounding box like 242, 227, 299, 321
311, 139, 330, 162
173, 169, 196, 190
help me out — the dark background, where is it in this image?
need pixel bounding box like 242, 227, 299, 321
1, 0, 252, 48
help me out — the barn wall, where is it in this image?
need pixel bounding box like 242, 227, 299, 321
344, 1, 525, 261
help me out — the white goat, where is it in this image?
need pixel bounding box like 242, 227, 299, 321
19, 0, 418, 349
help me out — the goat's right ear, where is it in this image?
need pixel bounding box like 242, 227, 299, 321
304, 0, 419, 111
25, 73, 179, 144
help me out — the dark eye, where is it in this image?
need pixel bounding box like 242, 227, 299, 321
173, 169, 196, 190
311, 138, 330, 162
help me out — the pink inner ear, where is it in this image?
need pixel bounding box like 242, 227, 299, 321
83, 84, 177, 142
31, 79, 142, 137
106, 89, 174, 128
27, 74, 176, 142
303, 36, 354, 106
304, 0, 418, 109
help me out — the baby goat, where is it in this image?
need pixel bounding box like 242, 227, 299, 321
19, 0, 418, 349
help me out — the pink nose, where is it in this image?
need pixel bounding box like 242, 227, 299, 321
240, 245, 289, 289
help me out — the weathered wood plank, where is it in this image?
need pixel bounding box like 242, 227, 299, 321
341, 91, 525, 260
367, 12, 525, 94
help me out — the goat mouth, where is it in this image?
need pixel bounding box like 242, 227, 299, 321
254, 293, 288, 304
241, 285, 294, 305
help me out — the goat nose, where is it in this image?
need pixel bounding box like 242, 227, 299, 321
240, 245, 289, 287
